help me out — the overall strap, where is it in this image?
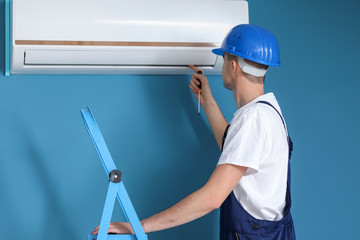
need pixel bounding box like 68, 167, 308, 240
221, 124, 231, 152
257, 101, 293, 159
257, 101, 287, 138
257, 100, 293, 215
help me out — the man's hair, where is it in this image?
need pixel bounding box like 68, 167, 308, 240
226, 53, 268, 84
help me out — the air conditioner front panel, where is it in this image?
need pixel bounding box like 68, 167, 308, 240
11, 0, 249, 75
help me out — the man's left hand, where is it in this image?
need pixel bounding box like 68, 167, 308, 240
91, 222, 134, 235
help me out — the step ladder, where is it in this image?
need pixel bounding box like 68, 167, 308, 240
81, 107, 148, 240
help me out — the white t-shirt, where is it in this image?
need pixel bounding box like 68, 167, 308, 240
218, 93, 289, 221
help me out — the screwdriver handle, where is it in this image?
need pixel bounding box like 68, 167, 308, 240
196, 70, 202, 93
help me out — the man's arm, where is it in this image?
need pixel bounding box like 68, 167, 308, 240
189, 65, 228, 149
92, 164, 247, 235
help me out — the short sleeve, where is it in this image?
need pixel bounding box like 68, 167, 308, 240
217, 111, 266, 176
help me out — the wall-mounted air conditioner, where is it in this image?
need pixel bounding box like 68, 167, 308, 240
5, 0, 249, 75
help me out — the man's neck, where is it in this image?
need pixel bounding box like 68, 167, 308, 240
233, 79, 264, 109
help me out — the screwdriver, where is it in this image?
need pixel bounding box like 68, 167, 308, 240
196, 70, 203, 115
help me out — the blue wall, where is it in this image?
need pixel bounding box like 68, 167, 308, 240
1, 0, 359, 239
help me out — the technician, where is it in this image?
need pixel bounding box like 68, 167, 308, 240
92, 24, 296, 239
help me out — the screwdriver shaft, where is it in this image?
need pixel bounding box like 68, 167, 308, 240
196, 70, 203, 116
198, 92, 201, 115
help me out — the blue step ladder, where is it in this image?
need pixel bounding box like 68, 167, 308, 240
81, 107, 148, 240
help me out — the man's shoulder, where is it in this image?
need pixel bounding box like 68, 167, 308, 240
232, 94, 282, 128
234, 101, 274, 121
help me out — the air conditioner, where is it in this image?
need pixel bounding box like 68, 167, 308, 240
5, 0, 249, 75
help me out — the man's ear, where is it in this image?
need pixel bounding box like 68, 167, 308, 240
231, 59, 238, 73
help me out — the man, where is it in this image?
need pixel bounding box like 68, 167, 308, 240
92, 24, 296, 239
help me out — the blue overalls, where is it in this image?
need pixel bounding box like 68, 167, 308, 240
220, 101, 296, 240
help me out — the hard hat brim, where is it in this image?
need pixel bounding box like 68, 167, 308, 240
212, 48, 225, 56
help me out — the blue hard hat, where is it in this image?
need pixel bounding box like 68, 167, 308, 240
212, 24, 280, 66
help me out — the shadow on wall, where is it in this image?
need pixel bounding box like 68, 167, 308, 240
1, 0, 5, 75
25, 137, 78, 239
0, 109, 78, 240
